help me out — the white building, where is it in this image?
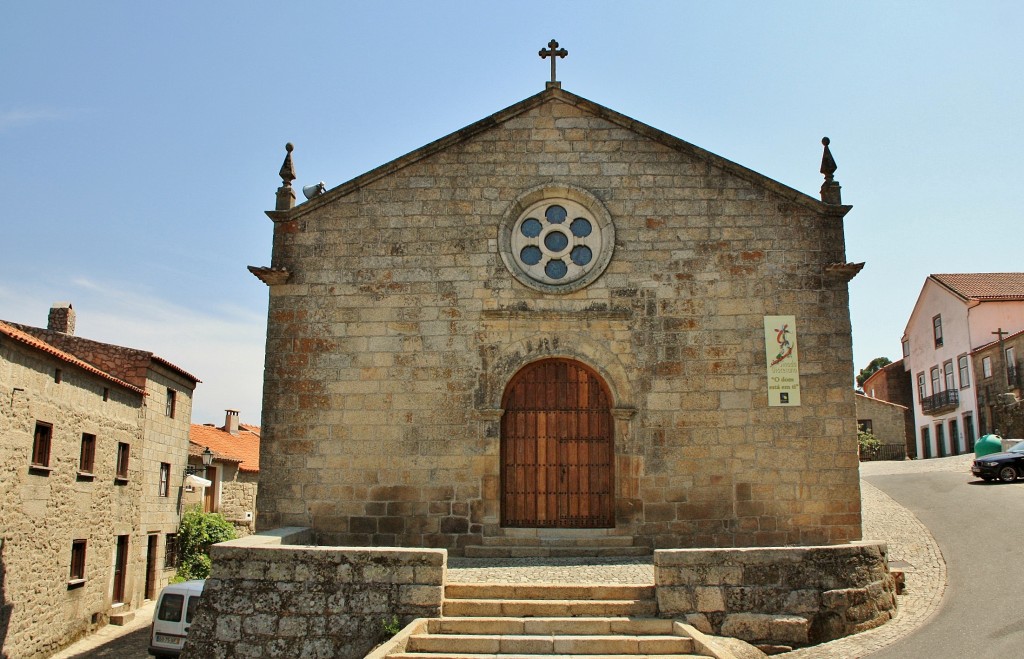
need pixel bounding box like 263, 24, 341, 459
902, 273, 1024, 458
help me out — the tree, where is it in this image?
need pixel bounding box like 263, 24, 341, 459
857, 357, 892, 389
173, 506, 237, 582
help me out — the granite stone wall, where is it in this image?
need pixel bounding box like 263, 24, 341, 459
181, 529, 446, 659
655, 542, 896, 649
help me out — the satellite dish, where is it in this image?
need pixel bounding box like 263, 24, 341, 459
302, 182, 327, 200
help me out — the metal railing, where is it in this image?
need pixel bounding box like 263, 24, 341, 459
921, 389, 959, 414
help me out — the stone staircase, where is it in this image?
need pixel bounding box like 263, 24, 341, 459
463, 529, 651, 558
383, 582, 714, 658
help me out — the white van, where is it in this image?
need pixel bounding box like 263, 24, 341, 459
148, 579, 205, 657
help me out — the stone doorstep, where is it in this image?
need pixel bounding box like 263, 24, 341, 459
407, 632, 695, 654
480, 534, 638, 547
464, 544, 652, 558
446, 583, 655, 601
388, 654, 707, 659
443, 598, 658, 617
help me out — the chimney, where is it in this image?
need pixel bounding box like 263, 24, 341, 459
225, 409, 240, 435
47, 302, 76, 335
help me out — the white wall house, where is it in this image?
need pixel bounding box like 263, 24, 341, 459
902, 273, 1024, 458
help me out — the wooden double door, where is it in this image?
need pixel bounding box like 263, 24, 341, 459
501, 359, 615, 528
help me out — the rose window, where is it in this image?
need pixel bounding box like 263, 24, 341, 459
511, 199, 604, 287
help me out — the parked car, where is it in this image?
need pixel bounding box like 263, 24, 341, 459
149, 579, 205, 657
971, 441, 1024, 482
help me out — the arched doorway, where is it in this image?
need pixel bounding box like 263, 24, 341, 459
501, 358, 614, 528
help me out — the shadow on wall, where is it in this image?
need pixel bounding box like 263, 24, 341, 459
1, 538, 11, 658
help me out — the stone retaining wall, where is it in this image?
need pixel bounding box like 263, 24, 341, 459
181, 528, 446, 659
655, 542, 895, 650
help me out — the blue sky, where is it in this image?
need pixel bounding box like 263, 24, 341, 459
2, 2, 1020, 424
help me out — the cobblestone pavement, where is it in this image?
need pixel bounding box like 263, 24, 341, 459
48, 456, 967, 658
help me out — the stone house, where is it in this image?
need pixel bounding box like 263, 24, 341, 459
185, 410, 260, 534
860, 359, 915, 457
901, 273, 1024, 457
970, 326, 1024, 437
854, 393, 909, 460
250, 83, 865, 555
0, 305, 198, 658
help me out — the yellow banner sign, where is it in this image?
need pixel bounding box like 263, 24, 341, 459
764, 315, 801, 407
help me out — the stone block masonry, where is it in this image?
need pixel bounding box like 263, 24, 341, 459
181, 528, 446, 659
655, 541, 896, 650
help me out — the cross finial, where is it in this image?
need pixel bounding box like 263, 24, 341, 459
539, 39, 568, 85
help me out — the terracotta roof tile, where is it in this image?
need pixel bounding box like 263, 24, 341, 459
189, 423, 260, 472
0, 320, 145, 395
931, 273, 1024, 301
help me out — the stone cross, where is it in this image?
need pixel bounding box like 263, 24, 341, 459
539, 39, 568, 83
994, 327, 1011, 391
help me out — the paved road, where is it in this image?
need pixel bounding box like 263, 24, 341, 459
863, 465, 1024, 658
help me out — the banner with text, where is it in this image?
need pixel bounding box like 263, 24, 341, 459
764, 315, 801, 407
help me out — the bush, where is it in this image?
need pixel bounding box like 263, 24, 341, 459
858, 431, 881, 461
174, 506, 237, 581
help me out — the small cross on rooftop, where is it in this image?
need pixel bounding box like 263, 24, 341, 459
539, 39, 568, 84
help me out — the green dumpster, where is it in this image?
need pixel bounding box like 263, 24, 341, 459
975, 433, 1003, 457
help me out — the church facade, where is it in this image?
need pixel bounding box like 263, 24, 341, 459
251, 84, 863, 554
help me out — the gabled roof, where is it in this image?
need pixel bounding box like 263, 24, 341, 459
0, 320, 145, 395
855, 391, 908, 411
972, 326, 1024, 354
189, 423, 260, 473
931, 273, 1024, 302
5, 322, 200, 388
273, 86, 849, 222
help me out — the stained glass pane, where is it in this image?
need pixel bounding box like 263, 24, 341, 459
570, 218, 592, 237
545, 259, 567, 279
544, 230, 568, 252
521, 218, 542, 238
545, 205, 567, 223
571, 245, 592, 266
520, 245, 542, 265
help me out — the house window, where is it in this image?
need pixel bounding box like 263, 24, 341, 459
31, 422, 52, 469
902, 339, 910, 358
115, 442, 130, 481
933, 315, 943, 348
1006, 347, 1017, 385
103, 387, 110, 402
982, 356, 993, 378
159, 463, 170, 497
916, 372, 926, 401
858, 419, 873, 434
69, 539, 87, 586
165, 534, 178, 569
943, 361, 955, 391
165, 389, 177, 418
930, 367, 941, 394
79, 434, 96, 474
958, 355, 970, 388
54, 368, 63, 384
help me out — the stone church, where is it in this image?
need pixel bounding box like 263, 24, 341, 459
250, 71, 864, 555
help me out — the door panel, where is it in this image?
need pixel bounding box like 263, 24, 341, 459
501, 359, 614, 528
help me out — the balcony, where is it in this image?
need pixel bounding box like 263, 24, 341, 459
921, 389, 959, 415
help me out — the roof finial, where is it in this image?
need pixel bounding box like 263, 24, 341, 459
819, 137, 842, 205
276, 142, 296, 211
539, 39, 568, 89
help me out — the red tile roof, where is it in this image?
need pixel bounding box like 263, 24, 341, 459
189, 423, 260, 473
931, 273, 1024, 301
0, 320, 145, 395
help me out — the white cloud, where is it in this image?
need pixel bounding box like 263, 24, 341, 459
0, 107, 69, 131
0, 277, 267, 427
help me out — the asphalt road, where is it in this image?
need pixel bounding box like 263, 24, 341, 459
864, 469, 1024, 658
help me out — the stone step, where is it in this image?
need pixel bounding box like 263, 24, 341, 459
406, 633, 695, 655
442, 598, 658, 618
445, 583, 655, 601
479, 534, 638, 547
463, 544, 652, 558
427, 616, 677, 636
389, 654, 706, 659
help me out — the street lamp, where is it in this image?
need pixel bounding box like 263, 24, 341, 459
185, 446, 215, 476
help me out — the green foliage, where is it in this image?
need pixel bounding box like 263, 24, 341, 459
858, 430, 881, 461
174, 506, 237, 581
382, 615, 402, 638
857, 357, 892, 388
